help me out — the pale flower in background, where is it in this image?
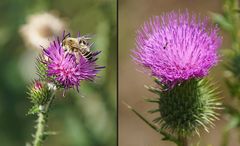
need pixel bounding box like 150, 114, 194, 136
19, 12, 66, 50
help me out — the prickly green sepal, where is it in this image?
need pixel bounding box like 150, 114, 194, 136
36, 55, 63, 88
149, 78, 221, 136
27, 105, 40, 115
153, 77, 168, 91
36, 55, 72, 90
144, 98, 160, 103
144, 85, 161, 95
27, 80, 52, 115
36, 55, 48, 81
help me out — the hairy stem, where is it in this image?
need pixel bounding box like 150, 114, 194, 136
178, 135, 188, 146
33, 93, 55, 146
33, 112, 46, 146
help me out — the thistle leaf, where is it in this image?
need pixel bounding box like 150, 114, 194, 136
123, 101, 180, 145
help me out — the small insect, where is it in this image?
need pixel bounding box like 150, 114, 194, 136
61, 34, 93, 63
163, 42, 168, 49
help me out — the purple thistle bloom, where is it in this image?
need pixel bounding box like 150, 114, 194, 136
133, 11, 222, 86
42, 32, 103, 90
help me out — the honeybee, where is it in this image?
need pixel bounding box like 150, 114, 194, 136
61, 34, 93, 63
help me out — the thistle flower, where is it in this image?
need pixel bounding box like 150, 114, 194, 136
133, 11, 222, 86
26, 31, 104, 146
131, 11, 222, 140
42, 32, 103, 90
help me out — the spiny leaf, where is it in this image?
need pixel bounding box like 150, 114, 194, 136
144, 85, 161, 94
144, 98, 160, 103
152, 117, 162, 123
123, 101, 180, 145
148, 108, 160, 114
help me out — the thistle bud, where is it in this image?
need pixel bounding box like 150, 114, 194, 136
27, 80, 52, 114
34, 80, 43, 91
147, 79, 221, 136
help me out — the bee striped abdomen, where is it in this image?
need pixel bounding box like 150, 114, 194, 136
81, 50, 93, 61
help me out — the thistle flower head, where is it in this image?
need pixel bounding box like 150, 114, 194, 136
42, 32, 103, 90
132, 10, 222, 138
133, 11, 222, 86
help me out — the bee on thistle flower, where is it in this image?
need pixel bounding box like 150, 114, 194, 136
41, 31, 104, 91
27, 31, 104, 146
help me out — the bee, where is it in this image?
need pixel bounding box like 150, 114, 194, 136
61, 34, 93, 63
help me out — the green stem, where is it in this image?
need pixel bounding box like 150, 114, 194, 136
178, 135, 188, 146
33, 92, 55, 146
33, 112, 46, 146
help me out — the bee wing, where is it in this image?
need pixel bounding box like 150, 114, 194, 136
78, 34, 95, 40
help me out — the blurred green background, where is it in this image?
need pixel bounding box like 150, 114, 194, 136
0, 0, 116, 146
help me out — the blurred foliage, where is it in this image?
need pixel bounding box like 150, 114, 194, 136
211, 0, 240, 146
0, 0, 116, 146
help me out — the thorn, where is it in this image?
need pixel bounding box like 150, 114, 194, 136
144, 85, 149, 89
122, 101, 132, 109
44, 131, 58, 136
